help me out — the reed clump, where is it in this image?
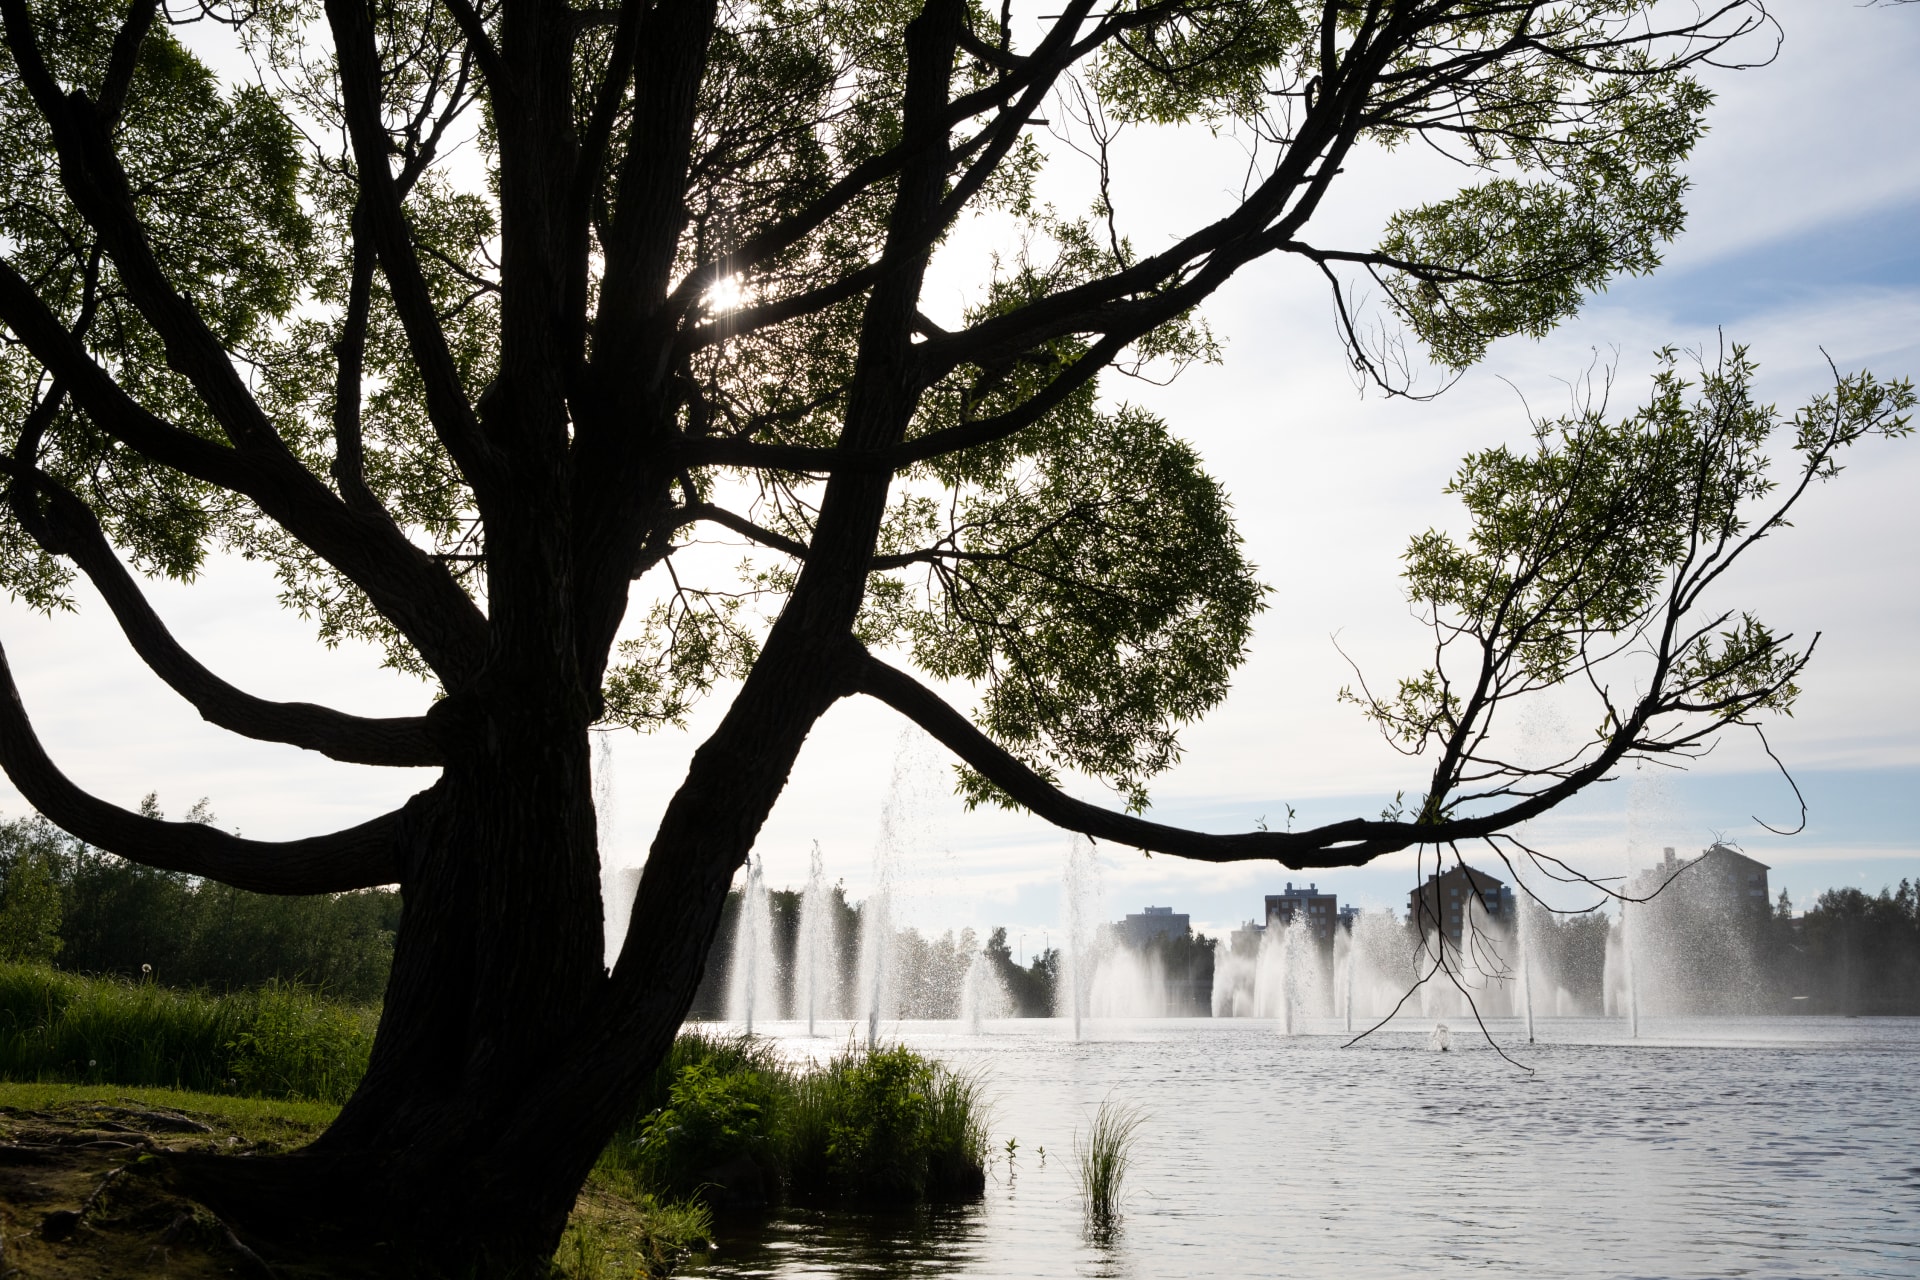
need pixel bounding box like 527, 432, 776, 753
1075, 1097, 1145, 1226
606, 1033, 991, 1208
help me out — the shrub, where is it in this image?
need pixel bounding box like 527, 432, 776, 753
628, 1058, 785, 1195
222, 983, 375, 1101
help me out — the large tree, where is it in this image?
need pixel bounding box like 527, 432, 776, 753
0, 0, 1909, 1267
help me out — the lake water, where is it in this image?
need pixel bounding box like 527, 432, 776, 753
683, 1016, 1920, 1279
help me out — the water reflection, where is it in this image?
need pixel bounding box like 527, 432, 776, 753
695, 1203, 986, 1278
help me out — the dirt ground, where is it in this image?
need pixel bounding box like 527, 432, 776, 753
0, 1092, 705, 1279
0, 1096, 328, 1278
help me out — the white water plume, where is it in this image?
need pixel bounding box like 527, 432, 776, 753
1343, 908, 1417, 1022
797, 841, 841, 1035
726, 856, 779, 1032
1089, 943, 1170, 1018
594, 733, 643, 968
1057, 836, 1099, 1037
855, 756, 918, 1047
960, 949, 1012, 1031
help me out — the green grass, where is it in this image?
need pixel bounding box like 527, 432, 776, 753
0, 962, 373, 1102
1074, 1097, 1144, 1226
0, 1078, 340, 1139
555, 1154, 716, 1279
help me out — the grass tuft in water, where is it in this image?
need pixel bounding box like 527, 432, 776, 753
1075, 1096, 1145, 1227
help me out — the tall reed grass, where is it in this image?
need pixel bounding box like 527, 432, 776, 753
1075, 1097, 1145, 1226
0, 962, 373, 1102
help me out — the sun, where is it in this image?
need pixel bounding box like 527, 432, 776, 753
703, 273, 747, 316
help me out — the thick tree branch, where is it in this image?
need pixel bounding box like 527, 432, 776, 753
330, 199, 385, 516
437, 0, 507, 95
0, 638, 406, 892
0, 257, 268, 492
1, 0, 292, 456
593, 0, 721, 364
684, 503, 808, 559
1, 460, 441, 767
851, 646, 1413, 865
0, 255, 491, 686
851, 645, 1676, 867
566, 0, 645, 336
327, 0, 495, 486
97, 0, 157, 124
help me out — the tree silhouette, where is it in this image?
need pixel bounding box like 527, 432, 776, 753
0, 0, 1907, 1267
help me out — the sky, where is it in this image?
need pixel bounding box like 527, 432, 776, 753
1, 0, 1916, 956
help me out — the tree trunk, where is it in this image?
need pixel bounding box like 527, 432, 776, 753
170, 685, 653, 1272
167, 631, 841, 1271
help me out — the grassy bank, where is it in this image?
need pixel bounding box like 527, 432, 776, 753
0, 1078, 342, 1134
0, 967, 990, 1274
0, 962, 373, 1102
2, 965, 990, 1271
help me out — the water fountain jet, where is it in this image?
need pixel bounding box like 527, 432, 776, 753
727, 856, 777, 1033
1060, 837, 1098, 1038
797, 841, 839, 1036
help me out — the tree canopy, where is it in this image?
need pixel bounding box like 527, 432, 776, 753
1, 0, 1874, 858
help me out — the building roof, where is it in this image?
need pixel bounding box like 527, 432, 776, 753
1412, 862, 1508, 892
1698, 842, 1770, 872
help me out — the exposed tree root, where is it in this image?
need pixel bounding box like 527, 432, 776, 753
0, 1100, 328, 1277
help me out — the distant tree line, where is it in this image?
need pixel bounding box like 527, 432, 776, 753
1770, 883, 1920, 1015
982, 927, 1060, 1016
1487, 884, 1920, 1016
0, 808, 398, 1003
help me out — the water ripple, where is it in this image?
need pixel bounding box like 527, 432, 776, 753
687, 1016, 1920, 1280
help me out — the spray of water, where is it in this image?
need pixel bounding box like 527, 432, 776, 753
592, 733, 632, 969
1518, 890, 1537, 1043
1614, 763, 1670, 1037
726, 857, 778, 1032
797, 841, 839, 1036
1059, 836, 1099, 1038
960, 948, 1012, 1031
856, 762, 913, 1048
1337, 926, 1355, 1033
